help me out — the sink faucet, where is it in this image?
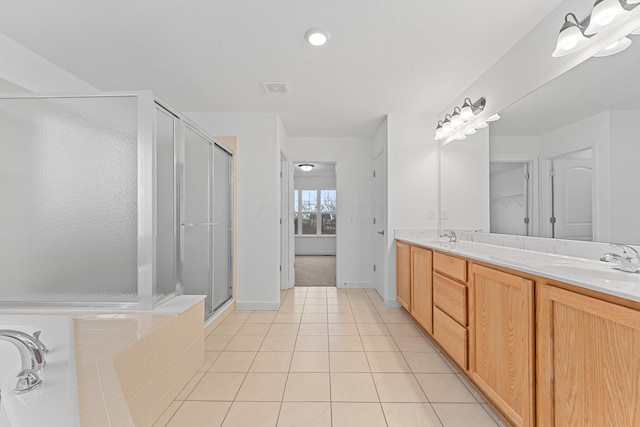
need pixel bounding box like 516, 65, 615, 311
0, 333, 43, 394
0, 330, 47, 370
600, 243, 640, 273
440, 230, 458, 243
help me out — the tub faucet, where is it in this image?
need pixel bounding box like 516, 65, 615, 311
0, 334, 43, 394
440, 230, 458, 243
0, 330, 47, 370
600, 243, 640, 273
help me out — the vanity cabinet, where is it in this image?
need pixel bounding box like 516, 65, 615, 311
537, 284, 640, 427
396, 241, 411, 310
468, 264, 535, 427
410, 246, 433, 334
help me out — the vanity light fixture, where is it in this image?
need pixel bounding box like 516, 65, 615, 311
455, 134, 467, 140
585, 0, 630, 35
298, 163, 315, 172
434, 97, 487, 141
475, 121, 488, 129
552, 13, 592, 57
552, 0, 640, 58
305, 28, 330, 46
460, 97, 486, 120
486, 113, 501, 122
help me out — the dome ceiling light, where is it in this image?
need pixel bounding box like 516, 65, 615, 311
298, 163, 315, 172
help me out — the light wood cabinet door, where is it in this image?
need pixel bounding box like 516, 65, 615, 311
469, 264, 534, 427
537, 284, 640, 427
410, 246, 433, 334
395, 241, 411, 310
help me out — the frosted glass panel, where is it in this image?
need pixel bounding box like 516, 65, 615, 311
213, 145, 232, 310
0, 96, 138, 302
182, 126, 213, 316
155, 106, 176, 299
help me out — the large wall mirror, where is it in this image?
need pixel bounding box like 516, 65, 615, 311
442, 32, 640, 245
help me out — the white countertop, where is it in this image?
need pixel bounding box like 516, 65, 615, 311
396, 234, 640, 303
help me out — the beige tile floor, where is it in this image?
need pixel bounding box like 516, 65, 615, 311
154, 287, 509, 427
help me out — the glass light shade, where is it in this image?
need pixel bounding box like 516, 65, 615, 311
460, 104, 474, 120
434, 126, 445, 140
552, 24, 591, 57
442, 118, 453, 133
486, 113, 501, 122
451, 111, 463, 128
475, 121, 488, 129
299, 164, 315, 172
455, 134, 467, 140
585, 0, 629, 35
465, 128, 477, 135
593, 36, 632, 56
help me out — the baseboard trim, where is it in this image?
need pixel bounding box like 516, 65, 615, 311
384, 298, 401, 308
235, 301, 280, 311
336, 281, 373, 289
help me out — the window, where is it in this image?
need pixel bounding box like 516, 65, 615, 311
294, 189, 336, 235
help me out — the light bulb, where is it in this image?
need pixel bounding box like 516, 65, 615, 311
460, 104, 474, 121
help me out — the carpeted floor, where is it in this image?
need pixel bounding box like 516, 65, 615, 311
295, 255, 336, 287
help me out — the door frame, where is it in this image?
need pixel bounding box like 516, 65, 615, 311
287, 160, 340, 288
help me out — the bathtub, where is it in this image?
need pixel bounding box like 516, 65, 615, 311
0, 315, 78, 427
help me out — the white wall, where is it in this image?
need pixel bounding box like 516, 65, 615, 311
608, 110, 640, 244
0, 33, 96, 92
286, 137, 373, 288
188, 112, 282, 310
385, 114, 439, 304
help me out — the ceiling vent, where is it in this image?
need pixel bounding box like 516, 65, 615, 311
262, 81, 289, 95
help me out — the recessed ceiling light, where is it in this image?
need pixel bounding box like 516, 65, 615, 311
305, 28, 330, 46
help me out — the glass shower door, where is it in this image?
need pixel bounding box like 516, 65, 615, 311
182, 125, 213, 317
213, 145, 232, 310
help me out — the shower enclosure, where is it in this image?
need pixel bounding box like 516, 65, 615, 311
0, 92, 232, 319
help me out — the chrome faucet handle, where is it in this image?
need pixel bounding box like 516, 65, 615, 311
439, 231, 458, 243
32, 331, 49, 354
15, 369, 42, 394
610, 243, 640, 259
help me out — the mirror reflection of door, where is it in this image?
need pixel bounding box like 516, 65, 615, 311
550, 149, 593, 241
490, 162, 531, 236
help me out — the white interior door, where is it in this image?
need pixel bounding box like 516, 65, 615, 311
372, 150, 386, 296
552, 157, 593, 241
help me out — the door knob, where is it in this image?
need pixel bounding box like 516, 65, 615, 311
377, 230, 384, 235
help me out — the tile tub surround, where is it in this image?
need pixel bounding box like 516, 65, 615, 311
154, 287, 507, 427
74, 298, 205, 427
395, 230, 640, 303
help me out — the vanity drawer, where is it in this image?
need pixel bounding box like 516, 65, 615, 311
434, 252, 467, 283
433, 273, 467, 326
434, 307, 467, 369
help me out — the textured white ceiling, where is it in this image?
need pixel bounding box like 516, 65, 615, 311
0, 0, 562, 136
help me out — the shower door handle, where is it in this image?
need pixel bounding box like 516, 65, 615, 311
182, 222, 216, 227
